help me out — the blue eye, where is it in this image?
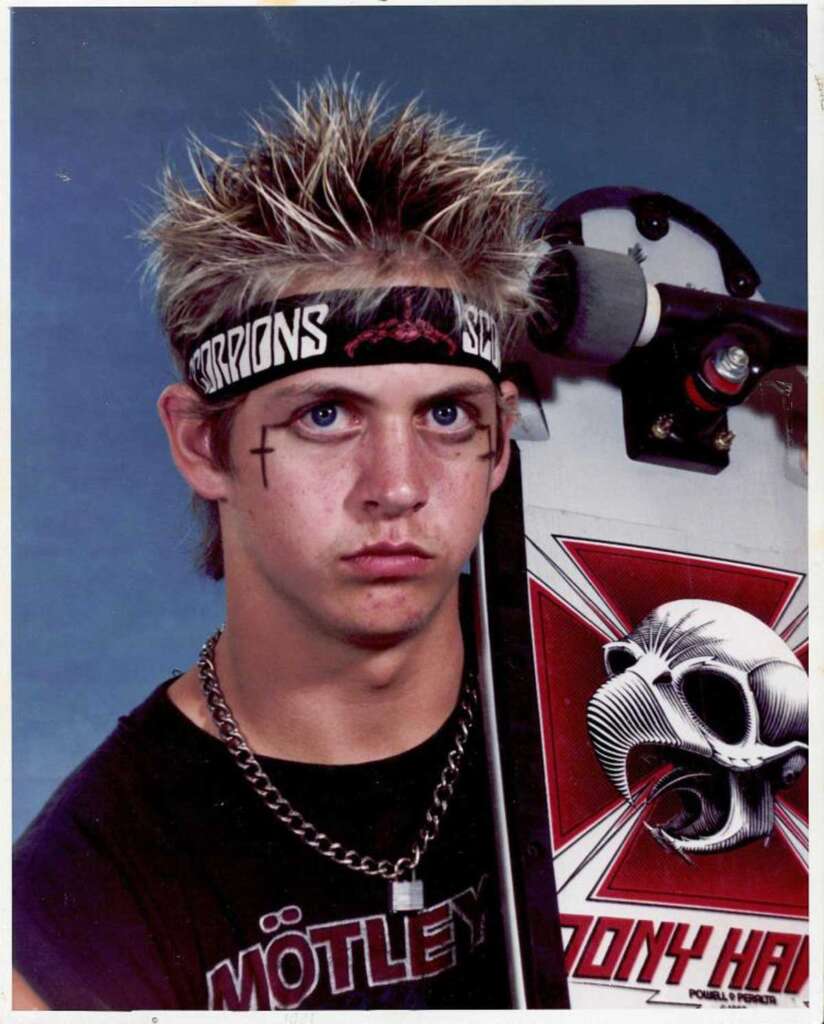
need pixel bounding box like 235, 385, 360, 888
309, 405, 338, 428
431, 404, 459, 426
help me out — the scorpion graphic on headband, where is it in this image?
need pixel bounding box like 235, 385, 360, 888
344, 294, 458, 358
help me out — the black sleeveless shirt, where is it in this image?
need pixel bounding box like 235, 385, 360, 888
14, 678, 511, 1010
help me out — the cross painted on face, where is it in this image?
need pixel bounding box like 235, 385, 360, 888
249, 426, 276, 489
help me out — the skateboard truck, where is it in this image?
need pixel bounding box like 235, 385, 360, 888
617, 307, 805, 472
529, 188, 807, 472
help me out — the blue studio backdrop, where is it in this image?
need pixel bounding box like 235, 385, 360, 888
12, 6, 806, 838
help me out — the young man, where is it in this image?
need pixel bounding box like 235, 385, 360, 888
13, 81, 546, 1010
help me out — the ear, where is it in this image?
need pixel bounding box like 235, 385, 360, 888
157, 383, 230, 501
489, 379, 519, 493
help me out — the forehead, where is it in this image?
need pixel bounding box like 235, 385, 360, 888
247, 363, 498, 411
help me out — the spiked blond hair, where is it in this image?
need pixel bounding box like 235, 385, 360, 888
144, 78, 545, 578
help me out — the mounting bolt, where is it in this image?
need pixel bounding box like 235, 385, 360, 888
713, 345, 750, 383
713, 429, 736, 452
635, 202, 669, 241
650, 414, 674, 440
728, 269, 757, 298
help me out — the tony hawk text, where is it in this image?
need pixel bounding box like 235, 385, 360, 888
562, 913, 807, 995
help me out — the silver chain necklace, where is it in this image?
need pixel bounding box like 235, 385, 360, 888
198, 628, 477, 913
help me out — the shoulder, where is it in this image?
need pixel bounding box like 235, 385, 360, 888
12, 678, 214, 1010
14, 678, 197, 863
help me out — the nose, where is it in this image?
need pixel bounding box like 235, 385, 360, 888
350, 419, 429, 519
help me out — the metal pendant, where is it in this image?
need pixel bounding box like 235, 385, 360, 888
390, 871, 424, 913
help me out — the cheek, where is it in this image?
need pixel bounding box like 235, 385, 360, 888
436, 448, 495, 499
244, 449, 351, 532
430, 459, 494, 547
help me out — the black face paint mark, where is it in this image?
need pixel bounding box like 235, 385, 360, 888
249, 425, 275, 489
476, 423, 494, 461
476, 422, 496, 489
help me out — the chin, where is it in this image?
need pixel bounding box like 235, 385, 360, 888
342, 609, 432, 647
336, 600, 438, 650
321, 573, 462, 648
342, 628, 422, 651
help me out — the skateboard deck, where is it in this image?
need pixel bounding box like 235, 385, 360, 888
477, 188, 809, 1009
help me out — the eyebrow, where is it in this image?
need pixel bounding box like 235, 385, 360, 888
420, 382, 498, 403
263, 379, 497, 407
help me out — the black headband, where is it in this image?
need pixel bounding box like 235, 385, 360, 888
186, 288, 502, 400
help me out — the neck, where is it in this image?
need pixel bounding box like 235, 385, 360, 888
210, 583, 466, 764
